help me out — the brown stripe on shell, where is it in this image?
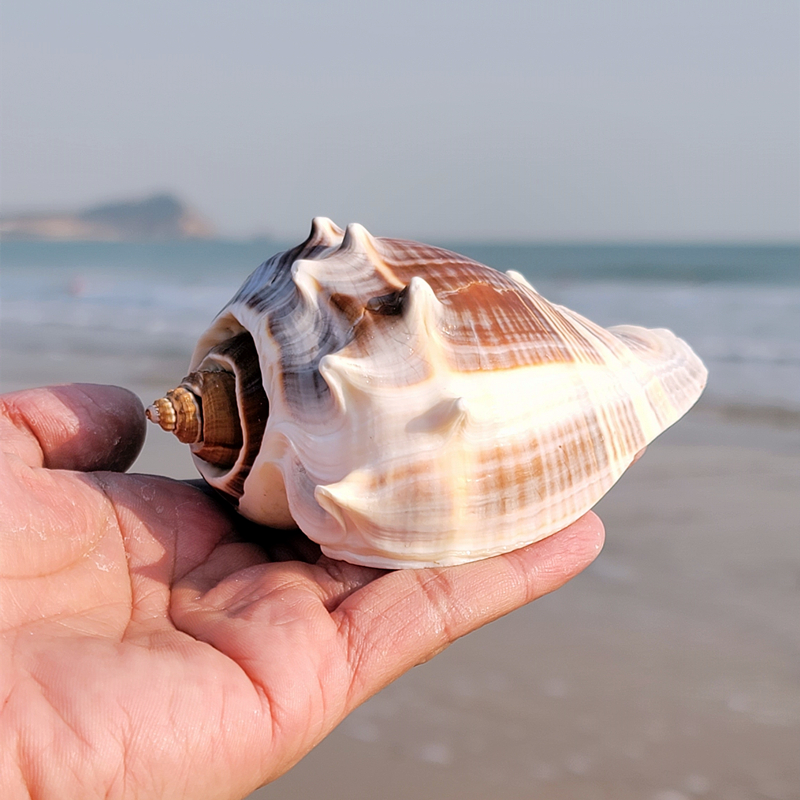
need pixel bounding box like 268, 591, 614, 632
468, 402, 616, 529
355, 393, 636, 536
364, 237, 609, 371
564, 370, 613, 479
611, 327, 705, 433
592, 389, 647, 468
468, 437, 542, 519
439, 281, 605, 370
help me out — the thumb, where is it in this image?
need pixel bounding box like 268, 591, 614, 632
0, 384, 146, 472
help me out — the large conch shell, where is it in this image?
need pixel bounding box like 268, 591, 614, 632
147, 219, 707, 568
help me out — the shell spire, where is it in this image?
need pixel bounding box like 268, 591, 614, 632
147, 370, 242, 469
146, 387, 202, 443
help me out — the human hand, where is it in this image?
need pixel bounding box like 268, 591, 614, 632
0, 384, 604, 799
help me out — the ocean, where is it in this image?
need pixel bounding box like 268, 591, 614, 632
1, 239, 798, 411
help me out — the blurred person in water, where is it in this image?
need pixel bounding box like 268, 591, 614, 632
0, 383, 604, 799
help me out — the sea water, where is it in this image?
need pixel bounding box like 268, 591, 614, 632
1, 239, 798, 411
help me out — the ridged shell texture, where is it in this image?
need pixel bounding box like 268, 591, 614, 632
186, 218, 707, 568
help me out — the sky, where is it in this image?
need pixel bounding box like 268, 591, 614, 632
1, 0, 798, 241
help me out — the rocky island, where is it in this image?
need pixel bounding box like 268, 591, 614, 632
0, 193, 215, 241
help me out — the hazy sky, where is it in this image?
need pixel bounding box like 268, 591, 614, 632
1, 0, 798, 241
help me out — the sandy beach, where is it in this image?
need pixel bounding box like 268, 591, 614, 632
1, 336, 797, 800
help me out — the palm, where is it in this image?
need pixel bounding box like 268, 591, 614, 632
0, 385, 604, 799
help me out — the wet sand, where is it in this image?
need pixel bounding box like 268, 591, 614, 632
2, 354, 798, 799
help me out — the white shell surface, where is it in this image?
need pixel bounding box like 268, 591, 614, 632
188, 218, 708, 568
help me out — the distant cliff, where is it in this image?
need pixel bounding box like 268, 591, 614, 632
0, 193, 216, 241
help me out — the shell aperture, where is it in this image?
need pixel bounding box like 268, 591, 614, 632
147, 218, 707, 568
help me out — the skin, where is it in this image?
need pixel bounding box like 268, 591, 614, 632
0, 383, 605, 799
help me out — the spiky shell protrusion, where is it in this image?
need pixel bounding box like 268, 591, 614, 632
148, 218, 707, 568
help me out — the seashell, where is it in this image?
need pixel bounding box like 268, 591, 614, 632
147, 218, 707, 569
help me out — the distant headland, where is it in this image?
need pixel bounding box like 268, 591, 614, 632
0, 193, 215, 241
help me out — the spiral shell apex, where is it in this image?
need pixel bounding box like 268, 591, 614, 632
147, 218, 707, 568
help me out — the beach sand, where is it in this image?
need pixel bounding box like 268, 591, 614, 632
2, 353, 798, 799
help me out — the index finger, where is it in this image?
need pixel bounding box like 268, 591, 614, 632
0, 384, 146, 472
